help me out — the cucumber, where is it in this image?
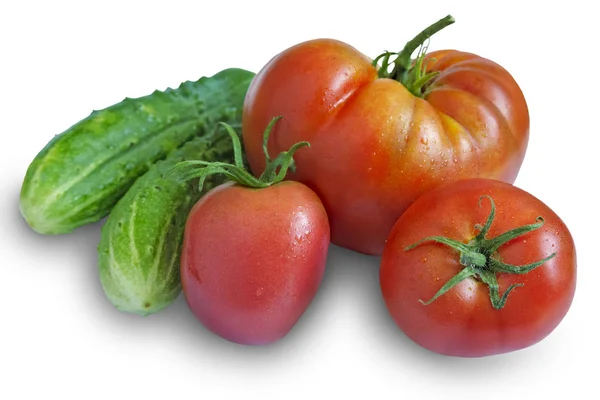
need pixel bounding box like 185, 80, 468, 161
19, 68, 255, 235
97, 129, 233, 316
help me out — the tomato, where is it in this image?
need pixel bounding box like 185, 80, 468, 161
176, 120, 330, 345
379, 178, 576, 357
242, 16, 529, 255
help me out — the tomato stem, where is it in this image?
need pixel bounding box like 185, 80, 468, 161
393, 15, 455, 76
169, 117, 309, 189
405, 195, 557, 310
373, 15, 455, 98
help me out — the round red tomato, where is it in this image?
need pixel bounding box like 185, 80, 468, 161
242, 16, 529, 255
180, 180, 330, 345
379, 178, 576, 357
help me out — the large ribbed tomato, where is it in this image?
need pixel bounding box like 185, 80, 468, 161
242, 16, 529, 255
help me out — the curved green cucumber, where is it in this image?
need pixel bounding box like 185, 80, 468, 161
97, 129, 233, 316
19, 68, 255, 235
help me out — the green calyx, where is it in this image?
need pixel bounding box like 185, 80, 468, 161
373, 14, 455, 98
405, 196, 557, 310
170, 116, 309, 189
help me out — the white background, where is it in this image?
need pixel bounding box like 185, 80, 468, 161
1, 1, 598, 399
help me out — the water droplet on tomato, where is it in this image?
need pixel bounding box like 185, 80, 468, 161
420, 137, 429, 145
420, 257, 427, 263
256, 287, 264, 297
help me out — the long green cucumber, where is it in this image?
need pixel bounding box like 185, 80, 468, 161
19, 68, 255, 235
97, 129, 233, 316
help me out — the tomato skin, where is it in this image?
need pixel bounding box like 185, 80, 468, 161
379, 179, 576, 357
180, 181, 330, 345
242, 39, 529, 255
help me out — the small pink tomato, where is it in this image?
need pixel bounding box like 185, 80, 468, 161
174, 117, 330, 345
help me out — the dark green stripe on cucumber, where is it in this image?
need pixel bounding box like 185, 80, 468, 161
19, 68, 255, 235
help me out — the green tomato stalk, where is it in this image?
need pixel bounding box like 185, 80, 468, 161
373, 14, 455, 97
405, 196, 557, 310
170, 116, 309, 189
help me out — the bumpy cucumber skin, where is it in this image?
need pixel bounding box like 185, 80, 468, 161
97, 131, 233, 316
19, 68, 255, 235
